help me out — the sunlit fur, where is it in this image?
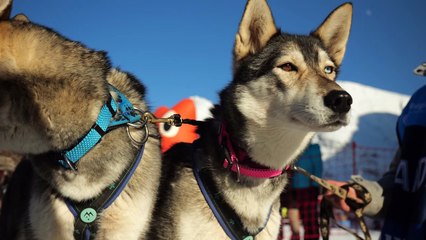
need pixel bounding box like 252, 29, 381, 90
148, 0, 353, 239
0, 1, 161, 239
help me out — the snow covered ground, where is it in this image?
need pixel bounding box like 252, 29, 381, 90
280, 225, 381, 240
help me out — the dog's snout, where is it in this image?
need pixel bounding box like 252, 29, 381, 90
323, 90, 352, 113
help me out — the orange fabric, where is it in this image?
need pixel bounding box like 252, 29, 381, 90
154, 98, 199, 152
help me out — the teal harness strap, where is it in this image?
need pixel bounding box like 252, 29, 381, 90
108, 85, 142, 128
55, 85, 148, 239
59, 85, 141, 170
59, 96, 117, 169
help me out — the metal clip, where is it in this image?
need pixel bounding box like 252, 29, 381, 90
125, 108, 149, 147
142, 111, 183, 127
62, 155, 78, 171
125, 109, 184, 147
171, 114, 182, 127
222, 144, 241, 182
222, 145, 233, 170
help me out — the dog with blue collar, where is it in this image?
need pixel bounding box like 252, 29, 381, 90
0, 2, 162, 239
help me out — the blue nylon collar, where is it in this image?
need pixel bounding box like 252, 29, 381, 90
59, 85, 141, 170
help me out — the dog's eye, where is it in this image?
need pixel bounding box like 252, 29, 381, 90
324, 66, 334, 74
279, 63, 298, 72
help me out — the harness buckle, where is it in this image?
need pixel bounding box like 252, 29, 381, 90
222, 144, 233, 170
222, 144, 241, 182
61, 155, 78, 171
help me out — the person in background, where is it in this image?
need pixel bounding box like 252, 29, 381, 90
292, 143, 323, 240
324, 62, 426, 240
278, 171, 299, 240
278, 143, 323, 240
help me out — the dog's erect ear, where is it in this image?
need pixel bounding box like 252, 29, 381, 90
312, 3, 352, 66
234, 0, 278, 62
0, 0, 12, 21
13, 14, 29, 22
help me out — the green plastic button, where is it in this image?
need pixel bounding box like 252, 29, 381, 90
243, 236, 254, 240
80, 208, 97, 223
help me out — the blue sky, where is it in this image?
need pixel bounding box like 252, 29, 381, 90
11, 0, 426, 109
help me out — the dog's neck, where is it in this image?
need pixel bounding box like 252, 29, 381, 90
30, 70, 151, 202
218, 99, 314, 171
218, 122, 287, 179
197, 105, 313, 233
242, 121, 314, 170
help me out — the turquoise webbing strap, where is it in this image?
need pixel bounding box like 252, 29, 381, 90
59, 85, 141, 170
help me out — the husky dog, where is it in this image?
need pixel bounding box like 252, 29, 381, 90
0, 0, 161, 239
148, 0, 353, 239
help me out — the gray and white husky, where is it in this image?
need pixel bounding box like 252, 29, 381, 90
148, 0, 353, 239
0, 0, 161, 239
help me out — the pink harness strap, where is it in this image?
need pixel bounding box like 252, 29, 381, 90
219, 122, 287, 179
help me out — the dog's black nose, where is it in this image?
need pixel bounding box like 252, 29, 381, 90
323, 90, 352, 113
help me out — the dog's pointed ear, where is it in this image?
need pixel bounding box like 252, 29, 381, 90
0, 0, 13, 21
13, 14, 29, 22
312, 3, 352, 66
234, 0, 278, 62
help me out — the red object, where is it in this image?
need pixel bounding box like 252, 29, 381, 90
154, 98, 199, 152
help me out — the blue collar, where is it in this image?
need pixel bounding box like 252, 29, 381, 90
59, 85, 142, 170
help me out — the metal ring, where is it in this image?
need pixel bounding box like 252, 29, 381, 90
127, 118, 147, 129
126, 122, 149, 147
63, 156, 78, 171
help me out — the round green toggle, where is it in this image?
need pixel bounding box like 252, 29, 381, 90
80, 208, 97, 223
